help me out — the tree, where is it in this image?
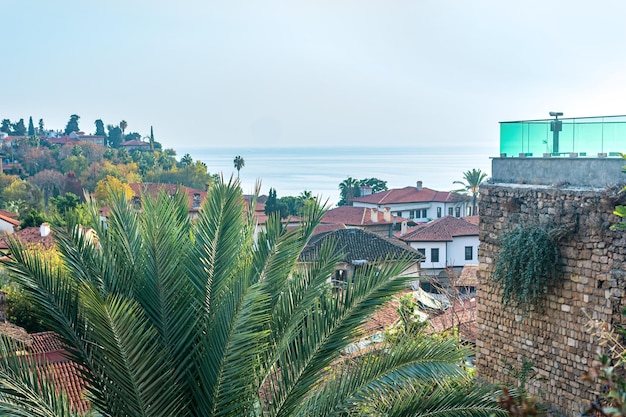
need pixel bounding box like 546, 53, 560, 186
0, 119, 11, 134
64, 114, 80, 135
0, 181, 504, 417
119, 120, 128, 138
453, 168, 488, 216
149, 126, 155, 150
38, 118, 44, 134
106, 125, 123, 148
95, 119, 106, 137
360, 177, 388, 193
233, 155, 245, 179
180, 153, 193, 167
27, 116, 35, 136
338, 176, 360, 206
94, 175, 134, 205
12, 119, 26, 136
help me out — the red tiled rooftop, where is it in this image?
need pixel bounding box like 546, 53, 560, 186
31, 332, 90, 414
0, 226, 55, 250
352, 186, 466, 205
399, 216, 478, 242
321, 206, 406, 226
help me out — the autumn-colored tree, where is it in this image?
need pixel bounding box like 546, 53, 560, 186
94, 175, 134, 205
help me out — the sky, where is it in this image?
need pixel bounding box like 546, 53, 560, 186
4, 0, 626, 150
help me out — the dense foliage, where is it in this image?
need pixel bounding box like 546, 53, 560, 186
491, 225, 561, 315
0, 181, 504, 417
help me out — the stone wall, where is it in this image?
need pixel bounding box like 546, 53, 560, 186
477, 183, 626, 417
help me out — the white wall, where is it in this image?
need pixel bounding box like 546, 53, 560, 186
408, 241, 447, 269
353, 201, 470, 220
446, 235, 479, 267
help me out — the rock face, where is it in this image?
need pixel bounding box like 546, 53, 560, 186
477, 183, 626, 417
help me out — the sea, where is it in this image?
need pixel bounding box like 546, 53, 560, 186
178, 146, 495, 205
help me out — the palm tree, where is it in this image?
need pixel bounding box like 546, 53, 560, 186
119, 120, 128, 138
453, 168, 488, 216
0, 181, 504, 417
338, 176, 360, 206
181, 153, 193, 167
233, 155, 245, 179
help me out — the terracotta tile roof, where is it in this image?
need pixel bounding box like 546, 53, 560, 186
0, 213, 20, 226
312, 223, 347, 235
0, 209, 18, 219
352, 186, 466, 205
128, 183, 207, 212
428, 298, 477, 343
399, 216, 478, 242
120, 139, 150, 147
300, 228, 420, 263
0, 321, 31, 345
30, 332, 90, 414
455, 265, 478, 287
464, 215, 479, 225
0, 227, 55, 250
321, 206, 405, 226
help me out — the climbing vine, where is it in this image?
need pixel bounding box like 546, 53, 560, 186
492, 225, 562, 315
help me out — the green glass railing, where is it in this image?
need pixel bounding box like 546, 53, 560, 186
500, 115, 626, 157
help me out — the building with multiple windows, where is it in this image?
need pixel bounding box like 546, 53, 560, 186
397, 215, 478, 285
350, 181, 471, 221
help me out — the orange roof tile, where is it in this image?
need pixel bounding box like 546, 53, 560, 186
352, 186, 466, 205
321, 206, 406, 226
400, 216, 478, 242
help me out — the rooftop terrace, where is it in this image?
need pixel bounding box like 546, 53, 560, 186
500, 115, 626, 157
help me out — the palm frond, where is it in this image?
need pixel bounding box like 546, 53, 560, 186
295, 337, 473, 417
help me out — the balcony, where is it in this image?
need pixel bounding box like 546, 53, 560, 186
493, 115, 626, 187
500, 115, 626, 157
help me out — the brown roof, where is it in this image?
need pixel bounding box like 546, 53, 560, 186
300, 228, 420, 263
0, 227, 55, 250
399, 216, 478, 242
128, 183, 207, 212
30, 332, 90, 414
321, 206, 406, 226
120, 139, 150, 147
455, 265, 478, 287
428, 298, 477, 343
312, 223, 347, 235
464, 215, 479, 225
0, 209, 18, 219
0, 213, 20, 226
352, 186, 466, 205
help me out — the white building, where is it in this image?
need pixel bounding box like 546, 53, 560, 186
351, 181, 470, 222
398, 215, 479, 285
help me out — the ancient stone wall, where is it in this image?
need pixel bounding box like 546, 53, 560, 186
477, 183, 626, 417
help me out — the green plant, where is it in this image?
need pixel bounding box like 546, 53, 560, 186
498, 357, 547, 417
0, 180, 506, 417
491, 225, 562, 315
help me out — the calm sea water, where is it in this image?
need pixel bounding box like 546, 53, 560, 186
179, 146, 495, 205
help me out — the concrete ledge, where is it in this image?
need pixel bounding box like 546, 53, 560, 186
491, 157, 626, 187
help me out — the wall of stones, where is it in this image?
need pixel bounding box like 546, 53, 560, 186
477, 183, 626, 417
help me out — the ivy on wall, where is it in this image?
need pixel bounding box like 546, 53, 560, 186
491, 225, 562, 315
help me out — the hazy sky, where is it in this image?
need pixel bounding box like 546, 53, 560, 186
4, 1, 626, 150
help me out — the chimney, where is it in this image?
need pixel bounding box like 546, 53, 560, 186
400, 221, 408, 236
40, 222, 51, 237
416, 181, 423, 191
360, 186, 372, 197
370, 208, 378, 223
383, 207, 391, 222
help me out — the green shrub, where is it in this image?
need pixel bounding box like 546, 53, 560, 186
492, 225, 561, 315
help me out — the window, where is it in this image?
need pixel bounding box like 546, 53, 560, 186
395, 211, 403, 218
437, 207, 442, 218
417, 248, 426, 259
455, 207, 461, 217
421, 209, 427, 218
409, 210, 415, 219
448, 207, 453, 216
192, 193, 201, 208
465, 246, 473, 261
467, 206, 473, 216
431, 248, 439, 263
